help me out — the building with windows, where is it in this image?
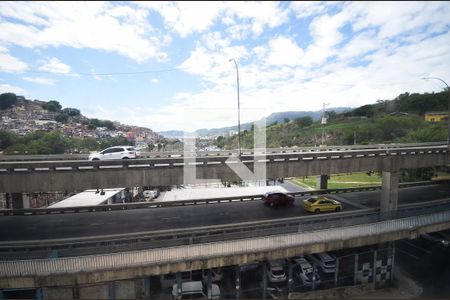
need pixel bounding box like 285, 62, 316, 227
425, 111, 448, 122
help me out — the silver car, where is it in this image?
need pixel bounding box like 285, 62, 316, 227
293, 256, 321, 285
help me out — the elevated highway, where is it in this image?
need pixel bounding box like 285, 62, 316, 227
0, 143, 447, 193
1, 184, 450, 289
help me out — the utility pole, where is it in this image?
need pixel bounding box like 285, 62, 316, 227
422, 77, 449, 148
321, 102, 329, 146
230, 58, 241, 156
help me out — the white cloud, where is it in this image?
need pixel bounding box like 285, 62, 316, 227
0, 83, 27, 95
290, 1, 336, 19
0, 47, 28, 72
0, 1, 167, 62
267, 37, 304, 66
38, 57, 71, 74
141, 1, 288, 38
151, 78, 159, 84
23, 76, 55, 85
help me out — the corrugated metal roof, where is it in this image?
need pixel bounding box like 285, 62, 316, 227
160, 185, 288, 202
48, 188, 125, 208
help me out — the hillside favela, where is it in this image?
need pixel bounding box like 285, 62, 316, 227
0, 1, 449, 300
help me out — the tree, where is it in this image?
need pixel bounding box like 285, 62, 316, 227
0, 93, 17, 110
43, 100, 62, 112
294, 116, 313, 128
0, 130, 19, 150
215, 136, 225, 149
62, 108, 80, 116
284, 117, 290, 123
55, 113, 69, 123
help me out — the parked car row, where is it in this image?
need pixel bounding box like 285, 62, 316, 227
159, 251, 336, 299
266, 252, 336, 286
262, 192, 343, 213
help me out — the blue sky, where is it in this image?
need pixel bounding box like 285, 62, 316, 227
0, 1, 449, 132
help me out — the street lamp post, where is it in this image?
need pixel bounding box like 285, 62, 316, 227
230, 58, 241, 156
321, 102, 330, 146
422, 77, 450, 148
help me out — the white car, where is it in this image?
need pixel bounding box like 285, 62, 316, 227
293, 256, 321, 286
267, 260, 287, 283
306, 252, 336, 274
88, 146, 138, 161
171, 281, 220, 299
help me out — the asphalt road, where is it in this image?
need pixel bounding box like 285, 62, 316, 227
0, 184, 449, 242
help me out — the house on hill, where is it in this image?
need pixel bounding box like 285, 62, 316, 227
425, 111, 448, 122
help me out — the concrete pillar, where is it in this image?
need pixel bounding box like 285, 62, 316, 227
316, 175, 328, 189
262, 262, 267, 300
235, 266, 241, 300
9, 192, 30, 209
372, 250, 377, 288
108, 282, 116, 300
207, 269, 212, 300
391, 243, 396, 283
353, 254, 359, 285
176, 273, 181, 298
288, 261, 293, 293
140, 278, 150, 299
381, 171, 399, 215
312, 263, 317, 291
334, 258, 339, 287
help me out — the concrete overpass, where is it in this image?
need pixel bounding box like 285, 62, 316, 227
0, 143, 447, 194
1, 200, 449, 289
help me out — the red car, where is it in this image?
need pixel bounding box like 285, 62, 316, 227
262, 192, 294, 207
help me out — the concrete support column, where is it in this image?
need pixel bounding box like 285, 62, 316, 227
288, 260, 293, 293
176, 273, 181, 298
353, 254, 359, 285
141, 278, 150, 299
262, 262, 267, 300
316, 175, 328, 189
381, 171, 399, 215
312, 263, 317, 290
372, 250, 377, 288
391, 243, 396, 283
334, 258, 340, 287
10, 193, 29, 209
207, 269, 212, 300
235, 266, 241, 300
108, 282, 116, 300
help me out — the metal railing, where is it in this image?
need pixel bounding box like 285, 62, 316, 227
1, 204, 449, 277
0, 142, 446, 161
0, 180, 447, 216
0, 144, 447, 174
1, 198, 449, 260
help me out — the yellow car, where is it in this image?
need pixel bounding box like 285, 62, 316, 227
302, 196, 342, 213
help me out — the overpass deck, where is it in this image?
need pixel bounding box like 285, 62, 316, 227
1, 206, 449, 288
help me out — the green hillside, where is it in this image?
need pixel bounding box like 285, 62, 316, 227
217, 91, 448, 149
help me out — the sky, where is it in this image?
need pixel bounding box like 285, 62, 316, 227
0, 1, 449, 132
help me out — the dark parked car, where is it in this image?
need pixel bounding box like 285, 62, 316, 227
262, 192, 294, 207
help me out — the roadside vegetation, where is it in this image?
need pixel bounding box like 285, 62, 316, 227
217, 90, 448, 149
